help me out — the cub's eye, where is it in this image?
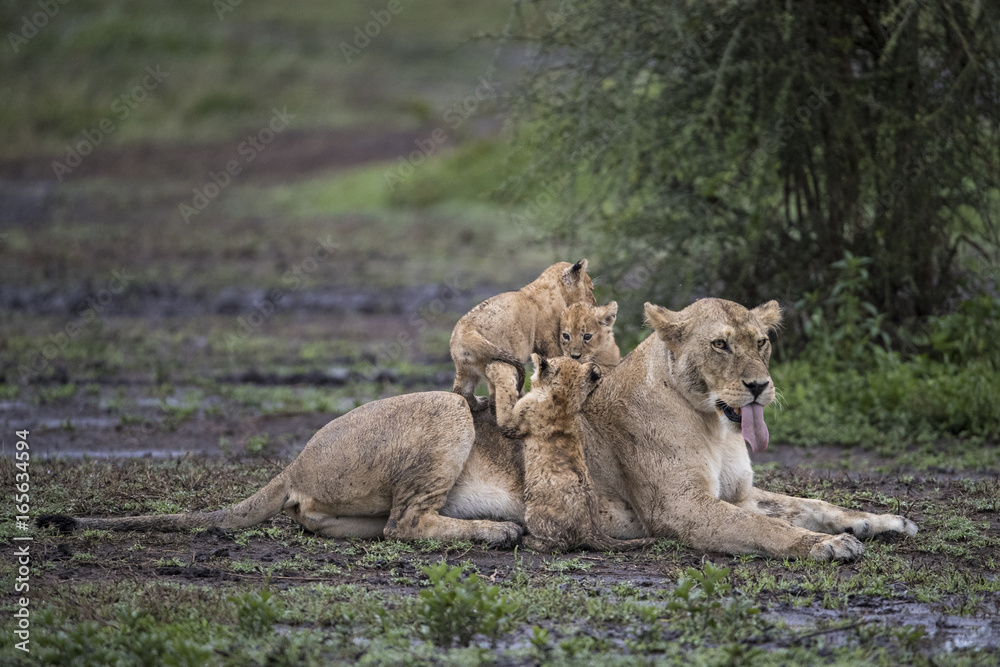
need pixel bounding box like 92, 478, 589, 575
758, 338, 768, 349
562, 332, 570, 341
583, 333, 593, 342
711, 339, 729, 351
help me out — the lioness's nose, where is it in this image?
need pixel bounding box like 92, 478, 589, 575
744, 380, 769, 398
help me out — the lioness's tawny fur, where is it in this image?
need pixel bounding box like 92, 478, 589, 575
559, 301, 621, 370
39, 393, 524, 547
509, 355, 654, 552
449, 260, 595, 418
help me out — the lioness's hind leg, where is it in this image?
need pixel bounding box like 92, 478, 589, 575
305, 516, 388, 539
283, 495, 388, 538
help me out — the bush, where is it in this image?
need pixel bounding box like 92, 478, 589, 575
417, 562, 515, 646
510, 0, 1000, 346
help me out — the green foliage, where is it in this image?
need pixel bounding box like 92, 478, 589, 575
34, 609, 216, 667
797, 252, 892, 363
513, 0, 1000, 344
768, 252, 1000, 450
666, 562, 760, 640
229, 589, 284, 635
528, 625, 552, 663
244, 433, 272, 457
772, 354, 1000, 451
417, 561, 515, 646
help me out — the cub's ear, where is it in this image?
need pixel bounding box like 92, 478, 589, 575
532, 353, 548, 374
643, 302, 685, 350
599, 301, 618, 327
562, 259, 589, 287
750, 300, 782, 333
582, 363, 602, 397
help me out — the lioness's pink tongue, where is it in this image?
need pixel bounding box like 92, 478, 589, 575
741, 403, 769, 453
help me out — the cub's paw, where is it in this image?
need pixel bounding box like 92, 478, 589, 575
480, 521, 524, 549
464, 395, 490, 412
809, 533, 865, 562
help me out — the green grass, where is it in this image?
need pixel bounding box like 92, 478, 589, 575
3, 457, 999, 663
769, 355, 1000, 469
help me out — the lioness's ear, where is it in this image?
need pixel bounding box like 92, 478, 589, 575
599, 301, 618, 327
644, 302, 685, 349
562, 259, 588, 287
751, 300, 782, 333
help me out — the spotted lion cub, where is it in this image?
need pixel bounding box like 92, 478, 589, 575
510, 354, 655, 552
450, 260, 595, 414
560, 301, 621, 370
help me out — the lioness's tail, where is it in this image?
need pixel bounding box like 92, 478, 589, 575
587, 536, 658, 552
38, 473, 290, 534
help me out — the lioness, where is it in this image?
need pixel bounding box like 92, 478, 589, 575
478, 298, 916, 559
449, 260, 595, 414
40, 392, 525, 547
43, 298, 916, 560
559, 301, 621, 369
510, 354, 654, 552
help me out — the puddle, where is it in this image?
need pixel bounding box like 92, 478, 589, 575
38, 416, 121, 430
39, 449, 200, 459
769, 598, 1000, 651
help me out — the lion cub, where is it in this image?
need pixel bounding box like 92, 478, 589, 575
560, 301, 621, 370
450, 260, 595, 412
511, 354, 654, 552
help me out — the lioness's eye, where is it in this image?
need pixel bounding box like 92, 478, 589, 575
711, 339, 728, 350
562, 332, 570, 341
583, 333, 593, 342
758, 338, 768, 349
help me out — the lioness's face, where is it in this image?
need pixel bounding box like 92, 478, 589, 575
560, 302, 617, 361
644, 299, 781, 452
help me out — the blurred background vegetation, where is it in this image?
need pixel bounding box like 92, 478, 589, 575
0, 0, 998, 462
508, 0, 1000, 455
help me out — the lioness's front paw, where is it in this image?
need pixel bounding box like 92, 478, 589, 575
872, 514, 918, 540
809, 534, 865, 561
840, 514, 917, 539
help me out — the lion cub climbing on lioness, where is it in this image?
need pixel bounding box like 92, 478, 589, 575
560, 301, 621, 370
450, 260, 595, 412
509, 354, 655, 552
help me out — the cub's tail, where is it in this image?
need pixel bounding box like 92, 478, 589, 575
480, 341, 526, 393
38, 473, 290, 534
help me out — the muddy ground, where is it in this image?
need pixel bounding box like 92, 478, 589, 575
3, 123, 999, 663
